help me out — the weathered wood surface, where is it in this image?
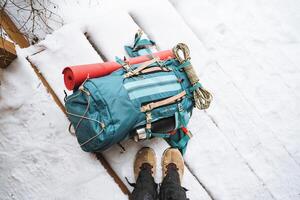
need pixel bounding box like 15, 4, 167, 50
0, 8, 129, 196
0, 10, 29, 48
10, 0, 300, 199
0, 37, 16, 68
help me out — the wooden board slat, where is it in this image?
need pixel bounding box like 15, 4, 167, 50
26, 58, 130, 195
0, 10, 29, 48
0, 36, 16, 68
27, 11, 212, 200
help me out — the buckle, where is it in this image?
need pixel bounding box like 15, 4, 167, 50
141, 103, 153, 112
178, 103, 184, 112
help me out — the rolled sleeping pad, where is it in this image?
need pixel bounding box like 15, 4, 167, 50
63, 49, 174, 90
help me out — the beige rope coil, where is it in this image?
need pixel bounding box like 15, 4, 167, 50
172, 43, 212, 110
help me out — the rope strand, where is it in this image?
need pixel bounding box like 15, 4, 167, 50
173, 43, 212, 110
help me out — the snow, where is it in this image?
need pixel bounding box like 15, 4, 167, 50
1, 0, 300, 199
29, 24, 103, 100
169, 0, 300, 199
27, 9, 212, 200
0, 53, 126, 199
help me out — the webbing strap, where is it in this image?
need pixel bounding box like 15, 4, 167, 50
145, 112, 152, 131
151, 132, 171, 138
177, 60, 191, 70
170, 134, 189, 148
187, 82, 202, 93
133, 39, 155, 50
168, 128, 191, 154
123, 57, 159, 78
175, 134, 190, 153
140, 91, 186, 112
140, 66, 170, 74
115, 56, 132, 71
178, 103, 188, 128
115, 56, 126, 65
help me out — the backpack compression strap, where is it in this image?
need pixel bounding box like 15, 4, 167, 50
141, 91, 186, 112
123, 57, 159, 78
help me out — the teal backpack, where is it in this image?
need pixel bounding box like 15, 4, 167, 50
65, 33, 211, 154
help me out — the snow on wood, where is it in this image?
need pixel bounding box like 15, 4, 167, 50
1, 0, 300, 199
0, 37, 16, 68
27, 24, 130, 195
28, 24, 102, 102
28, 9, 212, 199
83, 10, 213, 200
169, 0, 300, 199
120, 1, 275, 199
0, 10, 29, 48
0, 56, 126, 200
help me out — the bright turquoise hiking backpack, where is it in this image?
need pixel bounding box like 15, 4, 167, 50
65, 41, 211, 154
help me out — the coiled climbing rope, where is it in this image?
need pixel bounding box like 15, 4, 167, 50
173, 43, 212, 110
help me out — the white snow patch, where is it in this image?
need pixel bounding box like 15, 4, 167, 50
0, 55, 126, 200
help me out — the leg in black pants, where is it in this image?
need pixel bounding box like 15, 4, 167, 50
131, 148, 187, 200
130, 164, 158, 200
159, 163, 187, 200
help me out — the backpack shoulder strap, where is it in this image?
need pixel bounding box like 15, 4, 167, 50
123, 57, 159, 78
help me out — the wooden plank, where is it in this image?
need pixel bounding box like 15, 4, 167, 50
166, 0, 300, 199
0, 36, 16, 54
27, 11, 212, 200
26, 58, 66, 114
0, 36, 16, 68
26, 58, 130, 195
83, 10, 213, 200
0, 10, 29, 48
127, 1, 287, 199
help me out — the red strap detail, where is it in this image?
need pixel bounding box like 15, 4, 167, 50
169, 127, 189, 135
181, 127, 192, 138
181, 127, 188, 134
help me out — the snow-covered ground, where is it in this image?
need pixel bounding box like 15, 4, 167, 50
1, 0, 300, 199
0, 55, 126, 200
